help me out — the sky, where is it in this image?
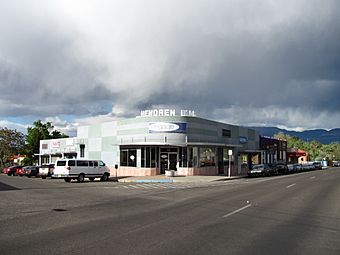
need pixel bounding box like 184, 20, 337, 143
1, 0, 340, 136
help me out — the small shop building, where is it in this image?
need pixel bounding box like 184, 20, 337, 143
259, 136, 288, 164
39, 109, 260, 177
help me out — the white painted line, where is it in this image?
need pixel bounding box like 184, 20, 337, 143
222, 204, 252, 218
142, 184, 158, 189
135, 184, 148, 188
127, 185, 140, 189
287, 183, 296, 188
310, 176, 316, 179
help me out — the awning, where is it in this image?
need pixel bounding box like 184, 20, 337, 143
119, 142, 242, 148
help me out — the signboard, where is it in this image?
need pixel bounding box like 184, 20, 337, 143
149, 122, 187, 133
139, 109, 196, 118
239, 136, 248, 144
51, 141, 60, 148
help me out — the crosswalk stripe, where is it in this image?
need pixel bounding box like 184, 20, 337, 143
115, 182, 222, 190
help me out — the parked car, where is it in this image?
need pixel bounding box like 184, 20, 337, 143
301, 162, 315, 171
2, 167, 11, 174
53, 159, 110, 182
39, 164, 55, 179
287, 164, 297, 174
6, 165, 23, 176
24, 166, 39, 178
295, 163, 303, 172
248, 164, 272, 177
15, 166, 25, 176
312, 162, 322, 170
333, 161, 339, 167
272, 162, 288, 175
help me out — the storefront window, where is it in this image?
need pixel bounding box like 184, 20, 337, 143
141, 147, 159, 168
188, 147, 199, 167
146, 147, 151, 167
151, 147, 157, 167
128, 149, 137, 167
179, 147, 188, 167
120, 149, 136, 167
241, 154, 248, 164
199, 147, 216, 167
141, 147, 145, 167
80, 144, 85, 158
120, 150, 128, 166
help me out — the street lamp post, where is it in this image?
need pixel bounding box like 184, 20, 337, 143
228, 149, 233, 177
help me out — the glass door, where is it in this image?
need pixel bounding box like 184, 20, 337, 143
160, 153, 168, 174
160, 152, 178, 174
169, 153, 178, 171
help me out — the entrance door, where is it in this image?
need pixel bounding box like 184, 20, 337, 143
169, 153, 177, 171
160, 152, 178, 174
160, 153, 168, 174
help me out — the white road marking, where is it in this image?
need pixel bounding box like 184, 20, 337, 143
310, 176, 316, 179
287, 183, 296, 188
222, 204, 252, 218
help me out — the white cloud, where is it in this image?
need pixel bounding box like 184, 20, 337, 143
212, 106, 340, 131
0, 120, 28, 133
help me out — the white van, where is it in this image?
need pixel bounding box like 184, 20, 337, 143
52, 159, 110, 182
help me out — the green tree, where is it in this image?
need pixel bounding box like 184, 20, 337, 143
0, 128, 26, 168
274, 132, 340, 161
25, 120, 68, 164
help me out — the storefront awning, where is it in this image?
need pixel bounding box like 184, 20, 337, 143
120, 142, 242, 148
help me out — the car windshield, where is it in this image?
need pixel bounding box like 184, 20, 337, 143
252, 165, 263, 169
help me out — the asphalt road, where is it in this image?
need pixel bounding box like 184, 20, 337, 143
1, 168, 340, 255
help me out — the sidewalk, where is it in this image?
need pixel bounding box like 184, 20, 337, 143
115, 175, 245, 183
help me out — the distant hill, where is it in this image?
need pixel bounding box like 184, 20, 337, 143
250, 127, 340, 144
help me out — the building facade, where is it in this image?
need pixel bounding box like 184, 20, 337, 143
259, 136, 287, 164
39, 111, 260, 177
287, 148, 308, 164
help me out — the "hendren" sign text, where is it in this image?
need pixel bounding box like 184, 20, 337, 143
139, 109, 196, 118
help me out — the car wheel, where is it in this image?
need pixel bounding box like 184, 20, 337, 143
100, 173, 109, 182
64, 178, 71, 183
41, 176, 47, 179
77, 174, 85, 183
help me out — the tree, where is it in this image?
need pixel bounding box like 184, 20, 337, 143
274, 132, 340, 162
0, 128, 26, 168
25, 120, 68, 164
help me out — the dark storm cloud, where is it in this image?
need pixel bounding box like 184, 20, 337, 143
132, 0, 340, 127
1, 0, 340, 130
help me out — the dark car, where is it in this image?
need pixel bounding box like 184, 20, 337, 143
248, 164, 272, 177
24, 166, 39, 177
7, 165, 23, 176
273, 162, 288, 175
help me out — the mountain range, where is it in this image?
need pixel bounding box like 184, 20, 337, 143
250, 127, 340, 144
